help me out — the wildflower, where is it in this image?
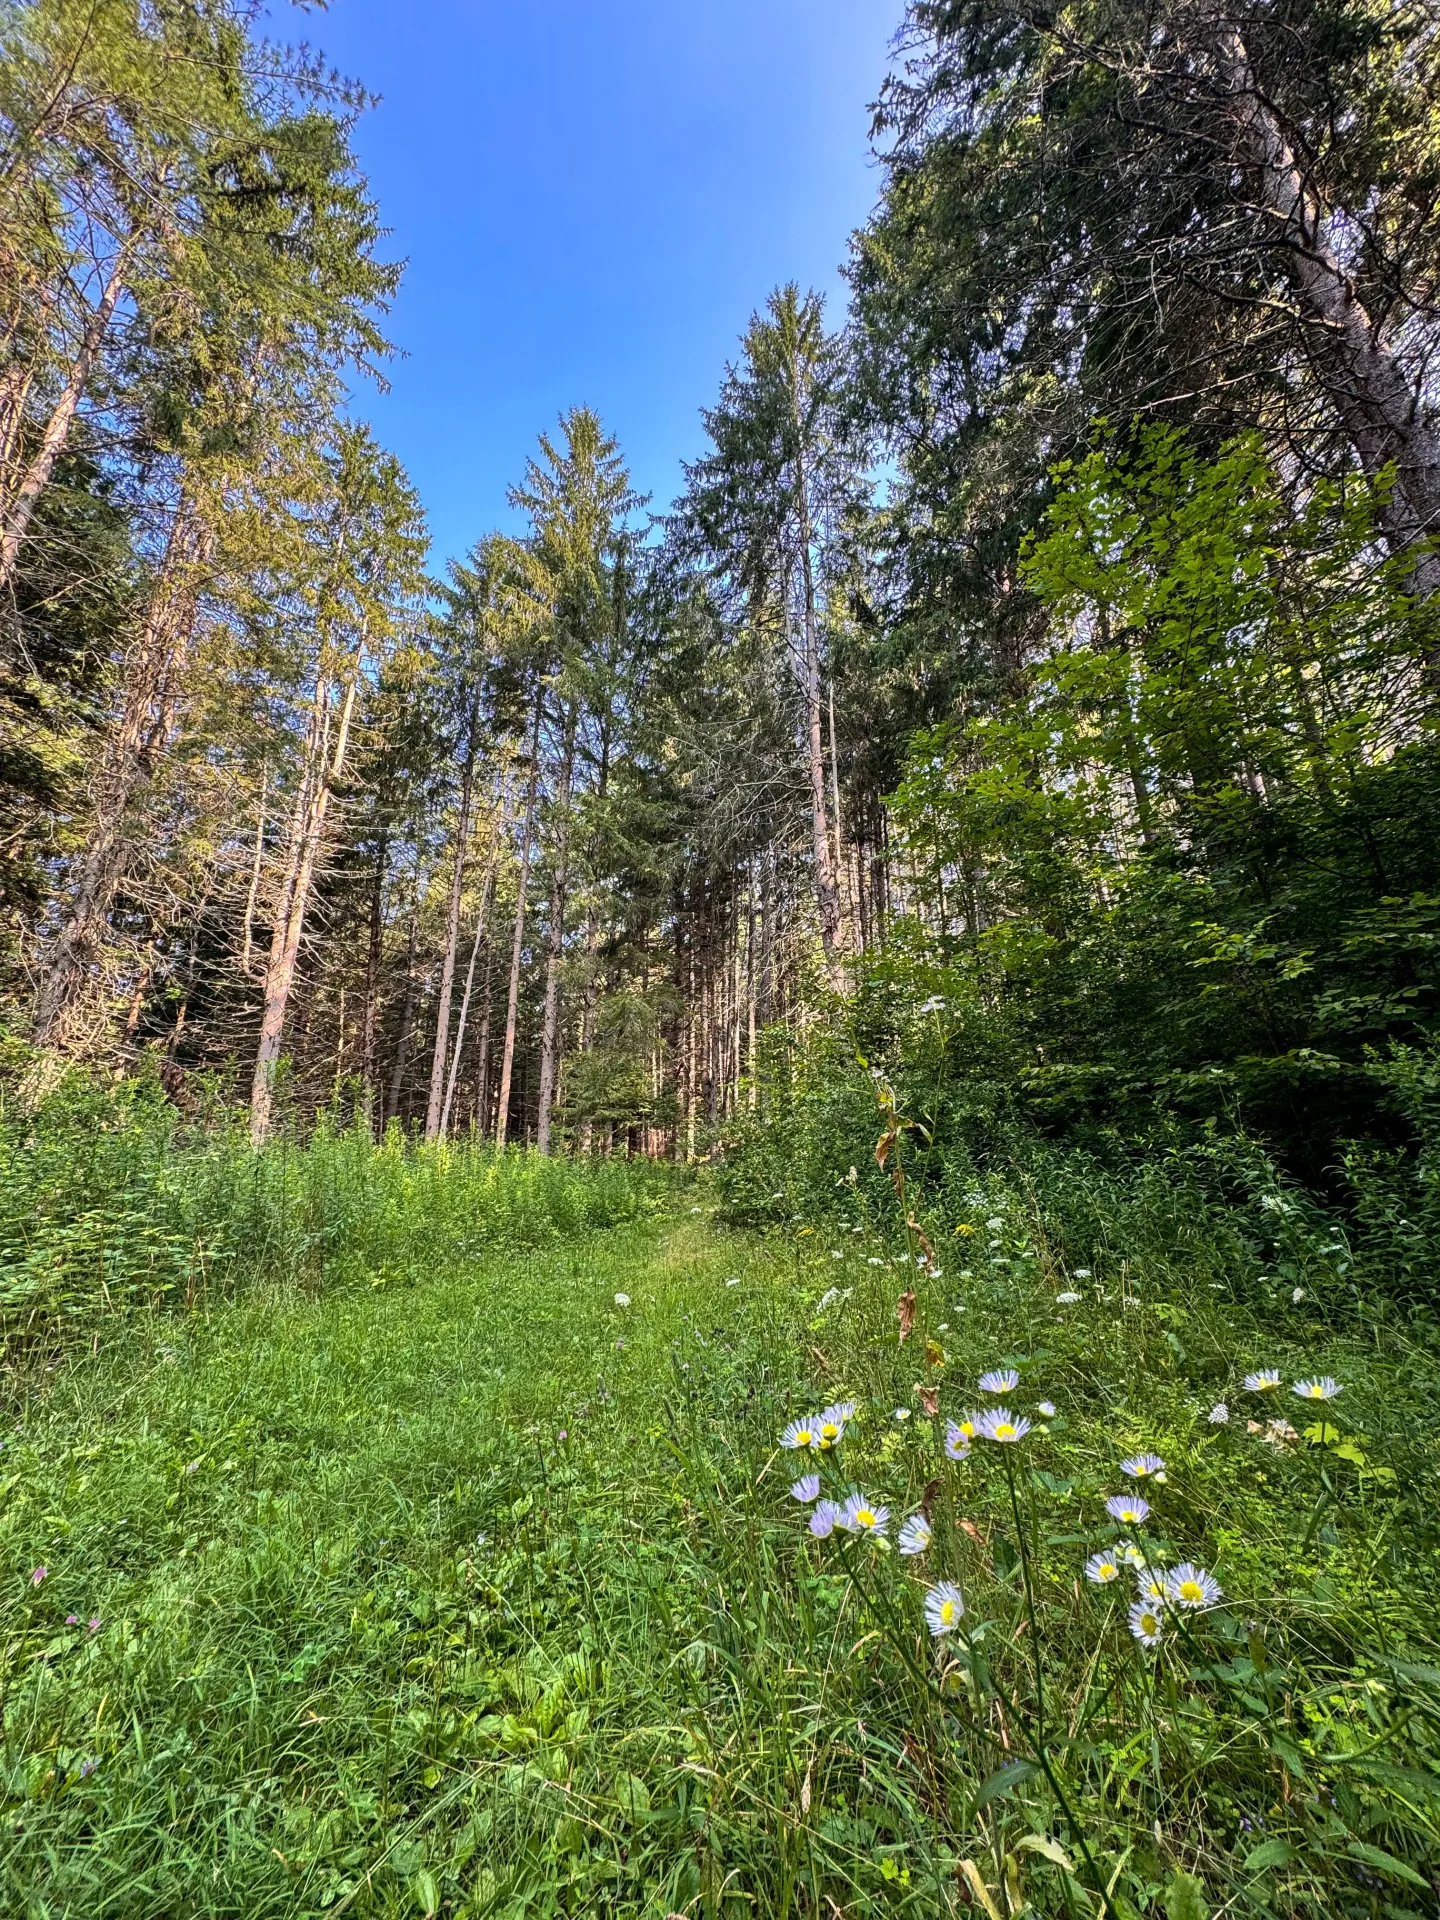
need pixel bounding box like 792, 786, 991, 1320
1135, 1567, 1168, 1604
1129, 1600, 1164, 1648
1166, 1562, 1223, 1610
986, 1216, 1005, 1231
1292, 1376, 1342, 1402
78, 1758, 97, 1778
780, 1416, 819, 1451
818, 1287, 842, 1311
976, 1408, 1032, 1444
809, 1500, 843, 1538
1120, 1452, 1166, 1480
1073, 1268, 1091, 1279
827, 1399, 858, 1421
790, 1474, 820, 1503
867, 1257, 884, 1266
898, 1513, 932, 1556
1116, 1540, 1146, 1567
1291, 1288, 1306, 1303
893, 1407, 912, 1422
840, 1493, 889, 1536
614, 1292, 630, 1308
1085, 1551, 1121, 1585
944, 1421, 971, 1461
831, 1250, 844, 1260
1243, 1370, 1281, 1393
65, 1614, 79, 1625
978, 1368, 1019, 1394
953, 1410, 981, 1439
924, 1580, 966, 1635
558, 1430, 568, 1444
1056, 1291, 1082, 1304
30, 1567, 46, 1587
1038, 1400, 1056, 1418
814, 1408, 847, 1449
1208, 1403, 1229, 1424
1106, 1493, 1151, 1525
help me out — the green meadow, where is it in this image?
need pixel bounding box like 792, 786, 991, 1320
3, 1093, 1439, 1918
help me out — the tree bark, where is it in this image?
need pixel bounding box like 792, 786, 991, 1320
535, 701, 578, 1155
1213, 24, 1440, 594
31, 493, 210, 1047
0, 251, 129, 588
790, 411, 844, 985
384, 903, 420, 1128
249, 664, 360, 1146
424, 695, 481, 1141
440, 811, 500, 1138
495, 697, 543, 1150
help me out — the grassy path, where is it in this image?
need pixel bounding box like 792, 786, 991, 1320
1, 1210, 805, 1919
4, 1190, 1440, 1918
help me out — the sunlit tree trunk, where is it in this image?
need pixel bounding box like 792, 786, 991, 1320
424, 694, 481, 1140
495, 699, 542, 1150
535, 702, 577, 1154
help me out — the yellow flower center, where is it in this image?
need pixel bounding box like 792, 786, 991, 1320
1142, 1612, 1159, 1634
855, 1509, 875, 1528
995, 1423, 1015, 1440
939, 1599, 955, 1624
820, 1423, 840, 1440
1179, 1581, 1203, 1603
1305, 1385, 1323, 1397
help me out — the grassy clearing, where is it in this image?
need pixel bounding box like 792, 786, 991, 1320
3, 1128, 1440, 1919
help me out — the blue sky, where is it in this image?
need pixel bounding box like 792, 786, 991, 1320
278, 0, 905, 567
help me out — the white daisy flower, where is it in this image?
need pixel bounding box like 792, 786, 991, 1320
924, 1580, 965, 1635
1292, 1377, 1341, 1401
1116, 1540, 1146, 1567
1106, 1493, 1151, 1525
1084, 1551, 1121, 1584
1243, 1370, 1282, 1393
780, 1416, 819, 1451
1129, 1600, 1164, 1648
1165, 1562, 1223, 1610
840, 1493, 889, 1536
976, 1408, 1032, 1444
978, 1368, 1020, 1394
789, 1474, 820, 1503
898, 1513, 932, 1556
893, 1407, 912, 1422
1207, 1403, 1229, 1424
1135, 1567, 1168, 1604
809, 1500, 843, 1538
944, 1421, 972, 1461
1038, 1400, 1056, 1418
1120, 1453, 1166, 1480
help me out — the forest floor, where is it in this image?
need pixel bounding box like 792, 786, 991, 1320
3, 1185, 1439, 1919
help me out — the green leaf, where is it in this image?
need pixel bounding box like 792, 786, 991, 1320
1163, 1870, 1208, 1920
970, 1760, 1039, 1814
1243, 1839, 1295, 1873
1345, 1842, 1430, 1891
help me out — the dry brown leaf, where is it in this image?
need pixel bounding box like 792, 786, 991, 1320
915, 1385, 939, 1417
896, 1291, 916, 1342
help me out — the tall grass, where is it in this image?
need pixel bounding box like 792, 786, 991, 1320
0, 1061, 672, 1347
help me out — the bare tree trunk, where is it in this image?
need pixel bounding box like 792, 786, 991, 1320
791, 424, 844, 984
424, 704, 481, 1140
32, 494, 211, 1046
385, 902, 420, 1128
1214, 24, 1440, 594
249, 665, 360, 1146
361, 828, 389, 1128
440, 810, 500, 1138
495, 699, 542, 1150
535, 703, 577, 1155
0, 251, 128, 588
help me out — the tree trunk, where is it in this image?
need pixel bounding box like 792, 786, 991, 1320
0, 251, 129, 588
424, 701, 481, 1140
535, 702, 578, 1155
440, 813, 500, 1137
361, 827, 389, 1126
1214, 24, 1440, 594
791, 424, 844, 985
385, 903, 420, 1128
31, 494, 211, 1047
249, 665, 360, 1146
495, 698, 543, 1150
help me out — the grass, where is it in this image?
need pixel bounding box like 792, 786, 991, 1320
3, 1112, 1440, 1915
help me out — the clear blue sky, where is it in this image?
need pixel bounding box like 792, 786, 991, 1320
277, 0, 905, 567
